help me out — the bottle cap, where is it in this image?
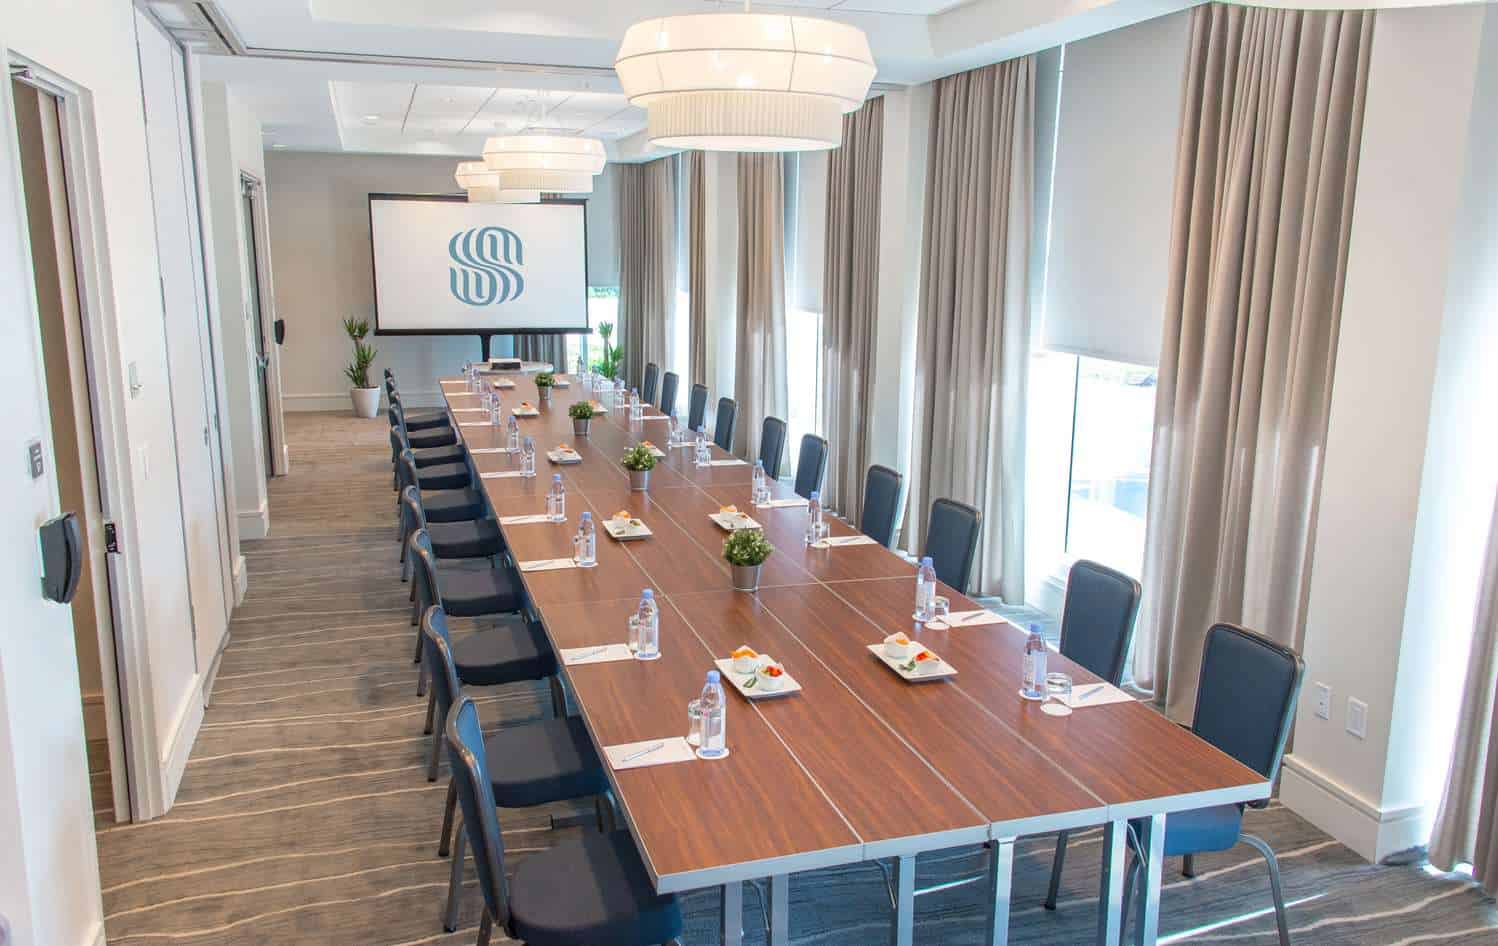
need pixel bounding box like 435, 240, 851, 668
642, 589, 653, 599
810, 491, 820, 500
920, 556, 934, 567
581, 511, 592, 520
553, 473, 562, 482
706, 670, 721, 683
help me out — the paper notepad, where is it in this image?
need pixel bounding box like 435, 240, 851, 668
481, 471, 525, 479
605, 737, 697, 771
758, 498, 809, 509
812, 535, 878, 549
460, 422, 495, 429
925, 610, 1006, 630
519, 558, 579, 573
451, 408, 487, 413
561, 644, 634, 666
499, 514, 553, 525
468, 447, 510, 455
1064, 682, 1136, 709
708, 459, 748, 467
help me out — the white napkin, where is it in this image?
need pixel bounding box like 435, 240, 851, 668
451, 408, 487, 413
758, 498, 809, 509
460, 422, 496, 429
812, 535, 878, 549
499, 514, 553, 525
493, 380, 516, 389
670, 441, 694, 449
469, 447, 509, 455
481, 470, 525, 479
637, 415, 669, 422
440, 380, 467, 387
561, 644, 634, 666
605, 737, 697, 770
1064, 681, 1136, 708
552, 379, 571, 388
926, 609, 1006, 630
512, 409, 540, 417
519, 558, 579, 573
708, 459, 748, 467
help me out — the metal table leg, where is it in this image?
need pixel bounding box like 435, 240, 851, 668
1134, 813, 1166, 946
721, 881, 744, 946
890, 855, 915, 946
768, 874, 790, 946
1097, 819, 1127, 946
986, 839, 1016, 946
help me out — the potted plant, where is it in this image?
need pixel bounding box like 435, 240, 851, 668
343, 317, 380, 418
622, 443, 656, 491
724, 529, 773, 593
534, 371, 556, 403
591, 320, 624, 381
569, 400, 597, 437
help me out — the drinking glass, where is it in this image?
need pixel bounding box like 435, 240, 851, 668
627, 615, 641, 653
932, 596, 951, 625
1042, 672, 1073, 717
686, 699, 703, 747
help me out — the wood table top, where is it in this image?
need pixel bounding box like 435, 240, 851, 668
436, 375, 1268, 892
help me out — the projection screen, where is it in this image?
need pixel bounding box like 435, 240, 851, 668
369, 194, 589, 335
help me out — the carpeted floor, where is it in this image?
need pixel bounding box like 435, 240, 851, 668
93, 411, 1498, 945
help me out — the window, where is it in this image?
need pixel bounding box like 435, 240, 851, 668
782, 151, 827, 478
564, 286, 619, 374
784, 306, 823, 471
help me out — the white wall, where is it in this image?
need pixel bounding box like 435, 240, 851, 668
1282, 2, 1490, 864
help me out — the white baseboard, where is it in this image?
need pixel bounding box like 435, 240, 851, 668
158, 682, 205, 812
237, 501, 268, 540
82, 919, 105, 946
232, 553, 248, 605
1280, 754, 1428, 863
283, 390, 441, 411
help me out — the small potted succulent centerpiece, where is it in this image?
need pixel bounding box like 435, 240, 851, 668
569, 400, 597, 437
724, 529, 773, 593
342, 317, 380, 419
622, 443, 656, 492
534, 370, 556, 403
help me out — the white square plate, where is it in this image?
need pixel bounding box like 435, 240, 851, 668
709, 511, 761, 532
866, 644, 957, 682
713, 658, 802, 700
512, 406, 540, 417
547, 449, 582, 465
602, 517, 652, 541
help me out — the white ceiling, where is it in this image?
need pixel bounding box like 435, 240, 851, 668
189, 0, 1201, 159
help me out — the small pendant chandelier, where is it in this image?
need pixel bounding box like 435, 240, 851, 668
454, 161, 539, 204
482, 135, 607, 194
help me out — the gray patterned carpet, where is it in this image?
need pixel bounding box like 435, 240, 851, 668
94, 413, 1498, 945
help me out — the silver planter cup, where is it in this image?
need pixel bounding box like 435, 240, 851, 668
573, 418, 591, 437
731, 563, 763, 592
538, 386, 552, 403
629, 468, 651, 491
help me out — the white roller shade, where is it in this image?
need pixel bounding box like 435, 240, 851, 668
1041, 11, 1190, 367
787, 150, 827, 313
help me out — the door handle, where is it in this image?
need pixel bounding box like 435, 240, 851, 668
256, 354, 270, 370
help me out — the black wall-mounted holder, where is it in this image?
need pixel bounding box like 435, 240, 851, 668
39, 512, 82, 604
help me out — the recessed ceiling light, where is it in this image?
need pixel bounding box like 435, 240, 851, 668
271, 143, 288, 150
362, 114, 380, 124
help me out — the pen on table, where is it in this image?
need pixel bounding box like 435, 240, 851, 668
572, 646, 607, 661
621, 742, 664, 763
1073, 684, 1104, 704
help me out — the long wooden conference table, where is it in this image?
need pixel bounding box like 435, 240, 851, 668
436, 373, 1266, 946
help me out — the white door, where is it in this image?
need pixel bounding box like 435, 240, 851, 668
135, 12, 230, 672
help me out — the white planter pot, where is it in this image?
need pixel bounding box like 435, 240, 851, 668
350, 387, 381, 419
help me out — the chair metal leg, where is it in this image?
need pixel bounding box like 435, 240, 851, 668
439, 779, 458, 856
549, 674, 567, 718
426, 721, 442, 781
476, 906, 492, 946
1240, 834, 1292, 946
1044, 829, 1070, 910
1121, 854, 1140, 938
446, 819, 467, 932
1181, 853, 1196, 879
423, 689, 437, 735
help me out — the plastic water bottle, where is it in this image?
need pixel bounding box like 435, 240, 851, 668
805, 491, 824, 546
576, 354, 586, 379
506, 413, 521, 454
547, 474, 566, 522
1022, 623, 1048, 700
696, 670, 727, 759
469, 362, 481, 393
694, 427, 711, 467
914, 556, 938, 622
520, 436, 536, 477
630, 388, 643, 421
488, 390, 502, 428
634, 589, 660, 661
575, 512, 597, 568
752, 460, 767, 505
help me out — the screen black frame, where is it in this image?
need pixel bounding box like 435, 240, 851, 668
368, 192, 591, 338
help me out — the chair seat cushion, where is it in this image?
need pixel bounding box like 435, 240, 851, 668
429, 519, 504, 559
451, 619, 556, 685
404, 410, 450, 431
439, 566, 523, 616
1135, 804, 1244, 857
413, 444, 466, 468
509, 831, 682, 946
484, 716, 606, 808
422, 489, 484, 523
409, 427, 458, 449
417, 462, 471, 491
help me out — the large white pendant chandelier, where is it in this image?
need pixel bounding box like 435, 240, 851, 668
482, 135, 607, 194
454, 161, 539, 204
614, 2, 876, 152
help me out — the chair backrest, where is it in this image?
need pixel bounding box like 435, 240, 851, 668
759, 416, 787, 480
924, 498, 981, 593
407, 529, 442, 614
446, 695, 513, 928
642, 362, 659, 405
400, 486, 430, 553
1058, 560, 1141, 686
793, 434, 828, 500
1192, 624, 1305, 791
860, 465, 904, 548
396, 449, 420, 494
421, 607, 463, 751
714, 397, 737, 452
688, 383, 709, 431
659, 371, 679, 418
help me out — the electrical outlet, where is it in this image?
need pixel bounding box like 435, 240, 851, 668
1346, 698, 1368, 739
1314, 683, 1332, 720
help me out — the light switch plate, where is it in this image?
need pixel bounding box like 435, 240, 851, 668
1314, 683, 1332, 720
26, 440, 43, 480
1347, 698, 1368, 739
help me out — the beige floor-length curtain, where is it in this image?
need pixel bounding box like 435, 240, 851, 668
904, 58, 1033, 603
733, 153, 787, 460
820, 97, 884, 519
1430, 492, 1498, 892
617, 157, 676, 392
515, 334, 565, 372
688, 151, 708, 390
1135, 4, 1374, 720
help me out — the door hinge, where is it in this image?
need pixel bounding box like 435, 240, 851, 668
104, 522, 120, 555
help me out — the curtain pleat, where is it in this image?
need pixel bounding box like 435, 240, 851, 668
688, 151, 708, 391
617, 158, 676, 391
820, 97, 884, 519
903, 57, 1033, 603
1135, 4, 1374, 718
515, 333, 564, 371
733, 153, 788, 460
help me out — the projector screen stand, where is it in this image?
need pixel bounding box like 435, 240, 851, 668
478, 332, 496, 362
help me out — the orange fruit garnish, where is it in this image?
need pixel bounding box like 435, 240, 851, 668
731, 646, 757, 659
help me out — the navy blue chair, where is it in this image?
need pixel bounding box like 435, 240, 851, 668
391, 399, 458, 450
860, 465, 903, 548
399, 487, 504, 583
1042, 559, 1143, 911
793, 434, 828, 500
388, 386, 452, 433
713, 397, 737, 452
396, 451, 485, 524
641, 362, 659, 406
687, 383, 709, 432
658, 371, 679, 418
759, 417, 787, 480
446, 695, 683, 946
924, 499, 981, 594
393, 431, 471, 491
390, 402, 465, 467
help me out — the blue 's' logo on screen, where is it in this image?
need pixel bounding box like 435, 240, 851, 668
448, 227, 525, 307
